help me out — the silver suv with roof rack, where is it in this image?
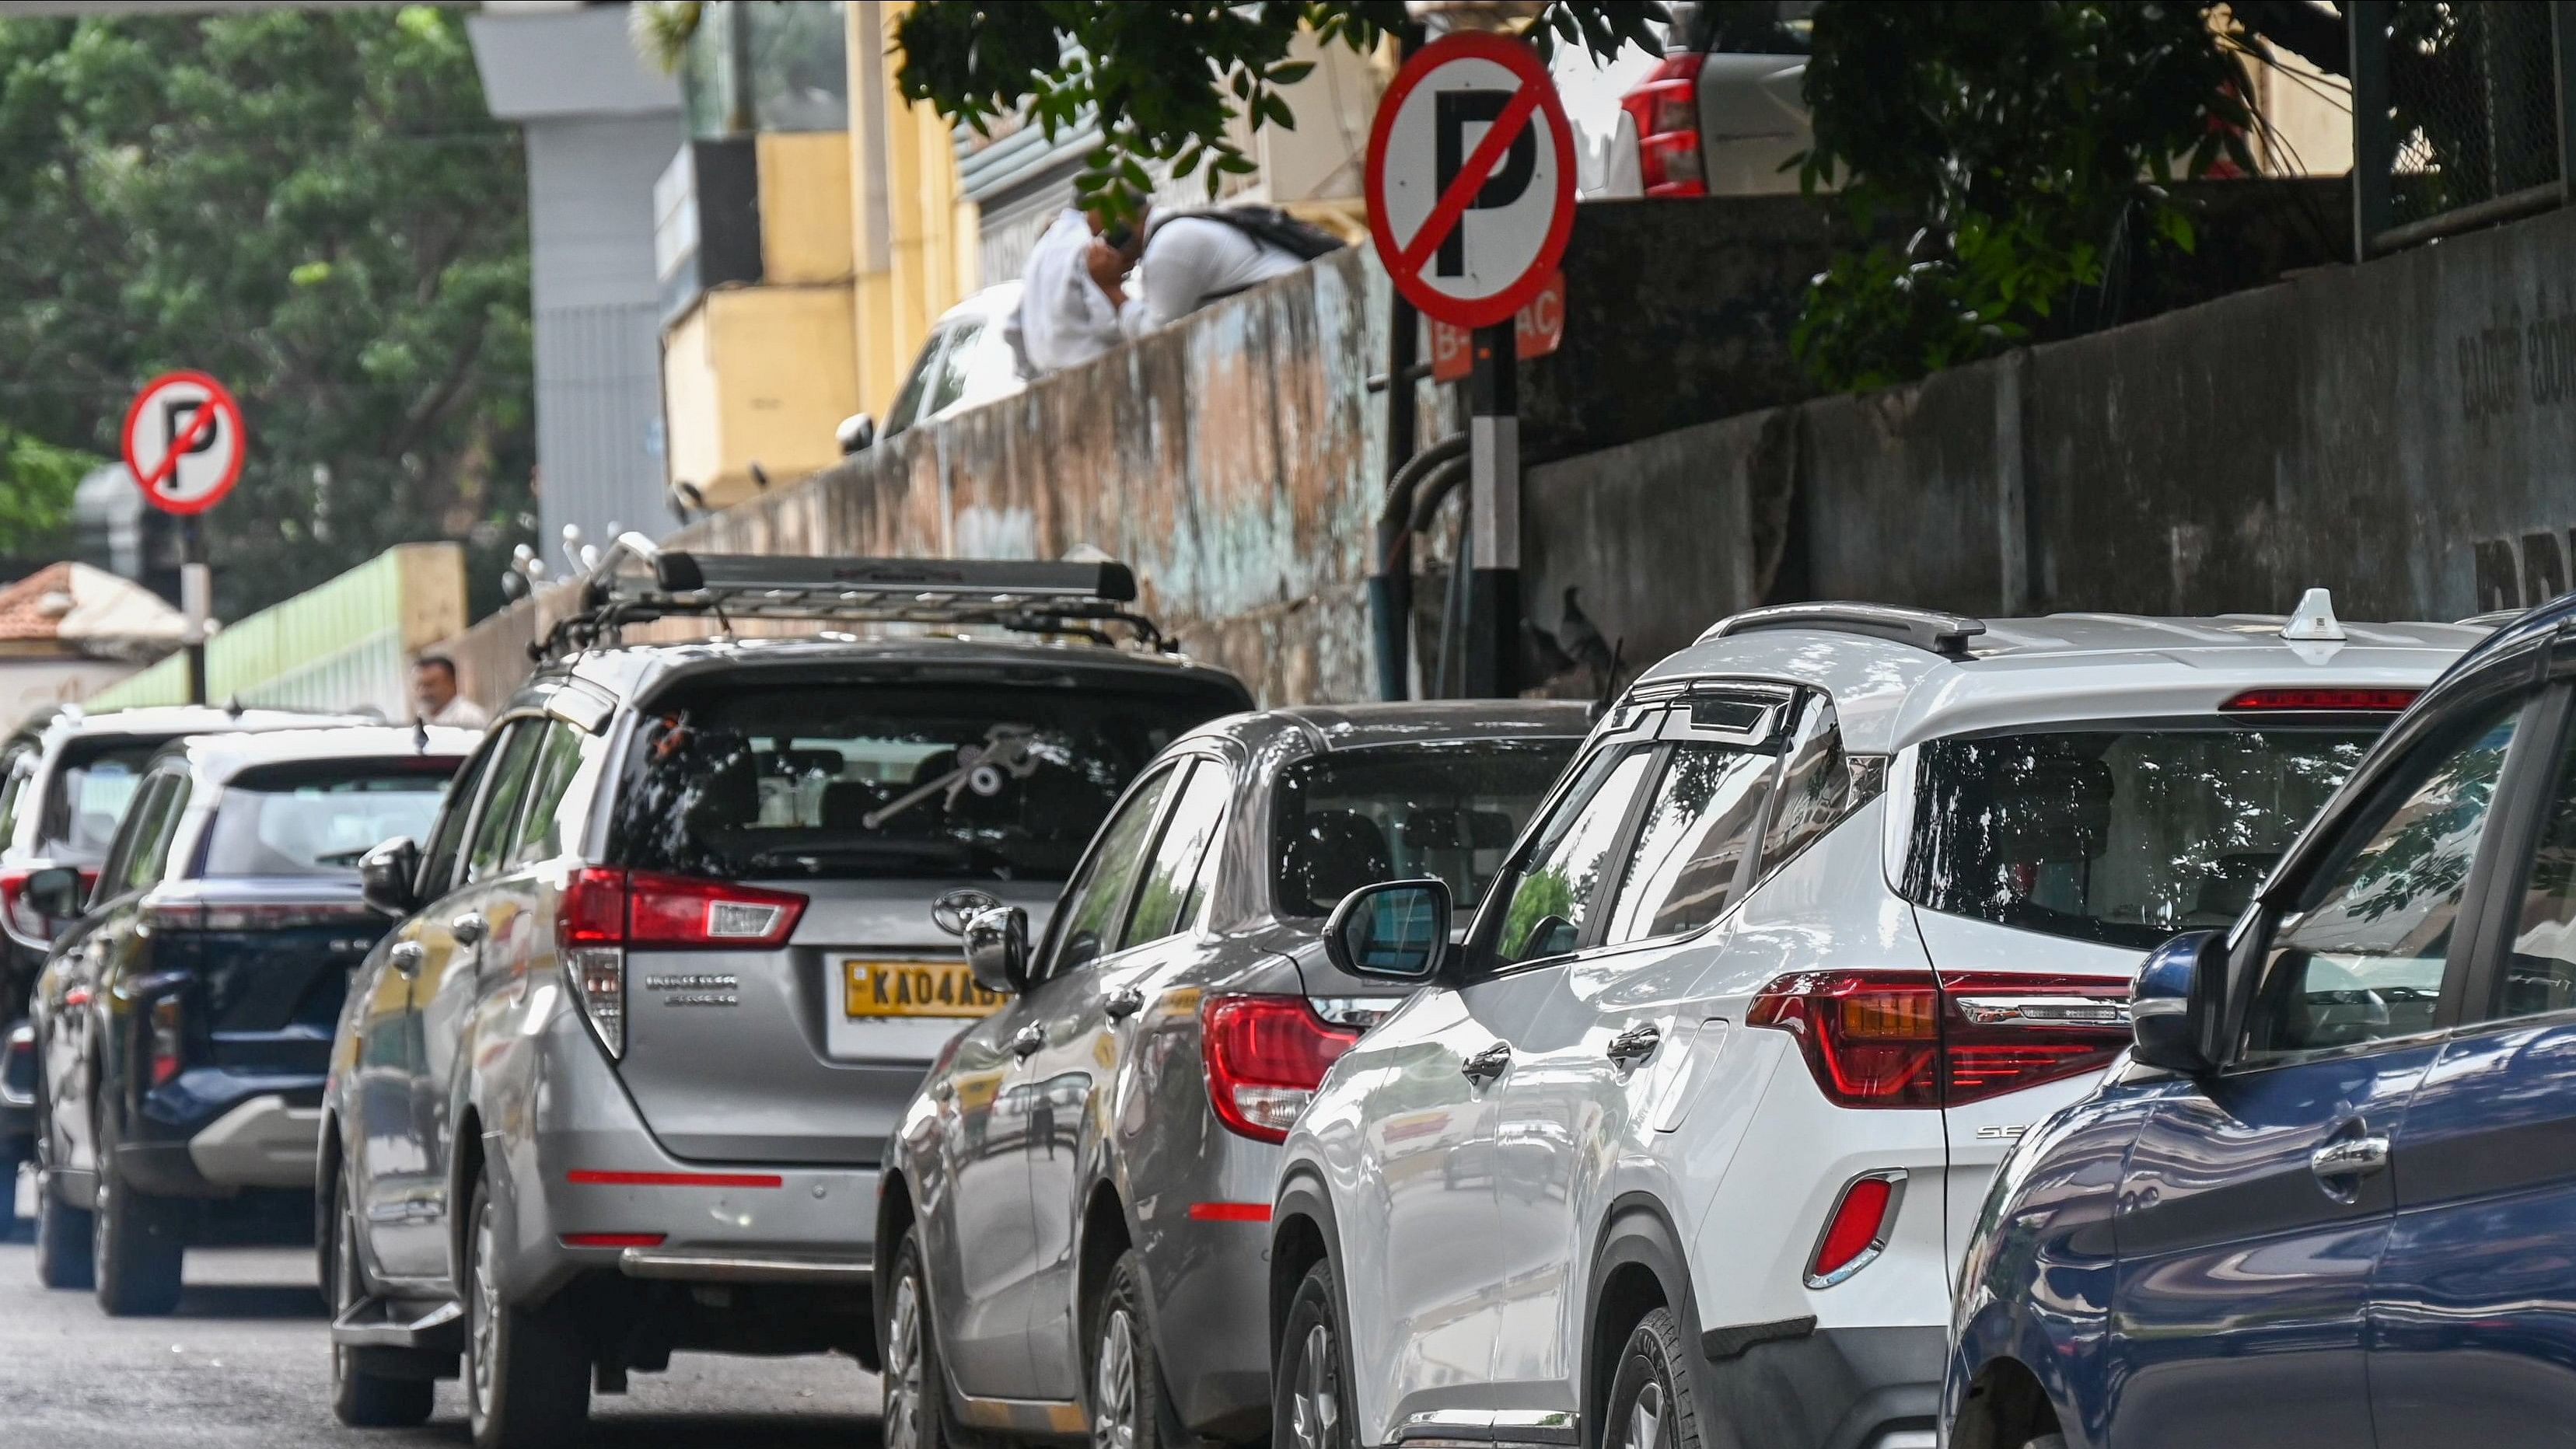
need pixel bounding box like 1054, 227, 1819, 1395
317, 539, 1253, 1449
1270, 593, 2488, 1449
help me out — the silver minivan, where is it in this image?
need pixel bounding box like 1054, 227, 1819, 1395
318, 544, 1251, 1449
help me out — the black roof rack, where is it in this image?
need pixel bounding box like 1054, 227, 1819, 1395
533, 534, 1170, 662
1702, 602, 1987, 658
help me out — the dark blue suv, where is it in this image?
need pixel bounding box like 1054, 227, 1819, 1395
26, 724, 470, 1314
1948, 598, 2576, 1449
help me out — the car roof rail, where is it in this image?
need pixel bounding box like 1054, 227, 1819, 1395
1700, 601, 1987, 658
533, 532, 1171, 662
2455, 607, 2525, 629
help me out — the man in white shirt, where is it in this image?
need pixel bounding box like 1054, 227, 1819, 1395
413, 655, 490, 731
1008, 201, 1146, 375
1120, 209, 1315, 336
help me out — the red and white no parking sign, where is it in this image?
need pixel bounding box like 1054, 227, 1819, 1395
1365, 31, 1577, 330
121, 369, 245, 515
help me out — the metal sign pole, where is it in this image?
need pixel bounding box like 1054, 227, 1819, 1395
1466, 321, 1519, 698
180, 515, 209, 705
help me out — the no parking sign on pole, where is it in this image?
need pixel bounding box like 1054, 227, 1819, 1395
120, 369, 243, 704
1366, 31, 1573, 696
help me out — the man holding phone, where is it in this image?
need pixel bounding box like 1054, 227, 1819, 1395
1007, 191, 1148, 375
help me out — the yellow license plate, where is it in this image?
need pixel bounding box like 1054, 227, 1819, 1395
844, 959, 1006, 1019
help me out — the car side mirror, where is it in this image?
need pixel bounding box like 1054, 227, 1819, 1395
837, 411, 878, 456
2131, 929, 2231, 1074
964, 906, 1030, 995
358, 836, 423, 918
21, 866, 81, 923
1323, 879, 1452, 980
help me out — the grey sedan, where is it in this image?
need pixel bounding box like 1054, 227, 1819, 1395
876, 700, 1589, 1449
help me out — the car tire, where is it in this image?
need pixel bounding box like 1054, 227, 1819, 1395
882, 1226, 980, 1449
1603, 1308, 1704, 1449
463, 1175, 589, 1449
326, 1170, 433, 1428
93, 1143, 184, 1317
1274, 1259, 1358, 1449
1088, 1248, 1183, 1449
32, 1157, 91, 1290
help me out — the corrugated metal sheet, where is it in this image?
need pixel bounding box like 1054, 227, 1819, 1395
536, 299, 669, 553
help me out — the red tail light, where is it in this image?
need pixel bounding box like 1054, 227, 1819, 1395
0, 867, 96, 945
1620, 54, 1706, 197
2221, 687, 2419, 712
1201, 995, 1363, 1143
1808, 1171, 1904, 1287
149, 996, 184, 1088
1748, 971, 2129, 1109
555, 868, 809, 1060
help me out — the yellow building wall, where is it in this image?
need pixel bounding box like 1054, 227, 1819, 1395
758, 131, 857, 285
662, 285, 862, 509
847, 0, 977, 420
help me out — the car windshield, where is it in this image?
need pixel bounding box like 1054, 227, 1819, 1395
1272, 740, 1578, 919
1903, 724, 2381, 949
42, 737, 165, 857
608, 677, 1243, 882
202, 759, 458, 877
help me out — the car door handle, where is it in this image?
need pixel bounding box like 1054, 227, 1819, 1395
2311, 1133, 2391, 1181
1104, 986, 1146, 1021
1461, 1042, 1512, 1084
450, 913, 486, 946
1011, 1024, 1047, 1059
1606, 1023, 1662, 1065
388, 942, 424, 979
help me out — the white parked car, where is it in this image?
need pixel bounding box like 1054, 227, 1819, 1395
1268, 596, 2485, 1449
840, 281, 1027, 454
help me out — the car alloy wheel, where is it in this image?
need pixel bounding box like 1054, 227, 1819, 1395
1604, 1308, 1702, 1449
467, 1194, 500, 1430
1621, 1381, 1665, 1449
1288, 1321, 1340, 1449
1092, 1304, 1140, 1449
883, 1269, 927, 1449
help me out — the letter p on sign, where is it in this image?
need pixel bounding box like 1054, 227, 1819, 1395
1366, 32, 1576, 330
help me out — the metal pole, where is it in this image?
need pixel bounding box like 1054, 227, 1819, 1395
1372, 296, 1421, 700
180, 515, 209, 705
1464, 322, 1519, 698
2350, 0, 2394, 260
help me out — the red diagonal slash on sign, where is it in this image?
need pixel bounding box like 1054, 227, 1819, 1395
1391, 81, 1545, 282
142, 399, 218, 494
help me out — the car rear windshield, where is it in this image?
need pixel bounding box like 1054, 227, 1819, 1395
41, 736, 168, 858
202, 758, 458, 878
607, 677, 1243, 882
1273, 741, 1578, 918
1903, 724, 2379, 950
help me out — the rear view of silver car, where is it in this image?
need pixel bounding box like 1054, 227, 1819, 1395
319, 544, 1252, 1448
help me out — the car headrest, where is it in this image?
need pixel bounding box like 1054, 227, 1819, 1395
1285, 809, 1393, 914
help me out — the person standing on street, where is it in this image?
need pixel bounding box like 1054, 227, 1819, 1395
412, 654, 490, 730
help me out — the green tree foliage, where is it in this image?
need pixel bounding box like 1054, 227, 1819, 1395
0, 5, 533, 617
0, 428, 96, 557
1791, 2, 2263, 391
891, 2, 1665, 213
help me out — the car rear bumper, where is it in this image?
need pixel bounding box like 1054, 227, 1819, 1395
1699, 1322, 1942, 1449
121, 1072, 326, 1197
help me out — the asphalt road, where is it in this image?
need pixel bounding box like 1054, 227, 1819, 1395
0, 1236, 883, 1448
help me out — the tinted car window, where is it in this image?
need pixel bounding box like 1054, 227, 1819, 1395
44, 737, 163, 857
1040, 766, 1177, 978
1492, 745, 1656, 966
201, 759, 455, 878
509, 721, 587, 866
1606, 745, 1774, 944
107, 772, 187, 896
418, 739, 498, 900
465, 721, 544, 882
883, 328, 949, 435
2495, 717, 2576, 1020
2242, 704, 2520, 1061
0, 749, 32, 853
925, 320, 984, 416
1905, 725, 2379, 950
607, 678, 1236, 883
1127, 759, 1229, 946
1274, 742, 1574, 920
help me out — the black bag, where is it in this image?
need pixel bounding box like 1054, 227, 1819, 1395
1159, 204, 1347, 261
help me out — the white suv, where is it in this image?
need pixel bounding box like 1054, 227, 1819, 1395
1267, 599, 2483, 1449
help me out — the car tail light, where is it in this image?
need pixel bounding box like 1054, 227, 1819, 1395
195, 901, 382, 931
1202, 995, 1363, 1143
2221, 687, 2419, 712
1619, 54, 1706, 197
149, 996, 184, 1088
0, 866, 96, 946
556, 868, 809, 1060
1806, 1170, 1906, 1287
1748, 971, 2129, 1109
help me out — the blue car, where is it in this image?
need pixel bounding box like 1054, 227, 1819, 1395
1947, 597, 2576, 1449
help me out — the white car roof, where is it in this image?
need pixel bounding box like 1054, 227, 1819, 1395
1638, 603, 2490, 753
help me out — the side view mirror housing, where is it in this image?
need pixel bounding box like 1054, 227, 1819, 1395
358, 836, 424, 918
2131, 929, 2231, 1074
837, 411, 878, 456
21, 866, 82, 924
964, 906, 1030, 995
1323, 879, 1452, 980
